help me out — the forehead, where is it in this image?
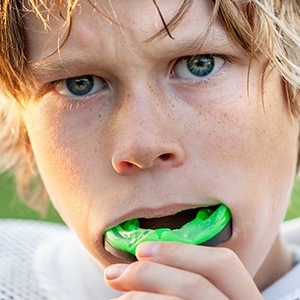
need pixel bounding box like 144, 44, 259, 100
24, 0, 211, 33
24, 1, 217, 53
23, 0, 241, 77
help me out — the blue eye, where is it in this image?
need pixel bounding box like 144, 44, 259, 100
54, 75, 107, 97
173, 54, 225, 80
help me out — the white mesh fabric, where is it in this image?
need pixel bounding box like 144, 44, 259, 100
0, 219, 123, 300
0, 219, 68, 300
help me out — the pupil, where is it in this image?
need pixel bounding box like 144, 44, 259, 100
66, 75, 94, 96
187, 55, 214, 77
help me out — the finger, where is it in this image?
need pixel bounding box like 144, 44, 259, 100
104, 261, 228, 300
112, 291, 182, 300
136, 242, 262, 300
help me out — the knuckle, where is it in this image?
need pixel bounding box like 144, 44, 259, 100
216, 247, 240, 267
133, 260, 153, 274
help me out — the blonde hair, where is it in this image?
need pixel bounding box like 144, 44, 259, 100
0, 0, 299, 210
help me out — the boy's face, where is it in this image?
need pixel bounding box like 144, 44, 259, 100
23, 0, 298, 276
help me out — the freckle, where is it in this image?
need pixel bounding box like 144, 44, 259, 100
148, 85, 154, 93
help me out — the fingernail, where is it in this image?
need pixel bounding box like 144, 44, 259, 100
136, 242, 161, 258
104, 264, 128, 280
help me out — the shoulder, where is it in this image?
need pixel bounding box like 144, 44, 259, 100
0, 219, 69, 299
262, 260, 300, 300
262, 218, 300, 299
0, 219, 121, 300
281, 218, 300, 245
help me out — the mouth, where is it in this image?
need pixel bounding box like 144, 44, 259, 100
138, 207, 199, 230
104, 204, 232, 262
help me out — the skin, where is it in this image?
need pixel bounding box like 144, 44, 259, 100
22, 0, 299, 298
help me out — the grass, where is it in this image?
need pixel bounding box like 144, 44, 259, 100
0, 173, 63, 223
286, 179, 300, 220
1, 172, 300, 223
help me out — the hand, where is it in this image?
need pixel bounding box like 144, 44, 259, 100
104, 242, 263, 299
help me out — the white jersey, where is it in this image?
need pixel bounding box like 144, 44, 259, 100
1, 218, 300, 300
262, 218, 300, 300
0, 219, 121, 300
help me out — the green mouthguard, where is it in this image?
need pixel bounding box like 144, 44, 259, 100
104, 204, 231, 258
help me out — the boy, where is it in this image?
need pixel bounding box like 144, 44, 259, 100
0, 0, 300, 298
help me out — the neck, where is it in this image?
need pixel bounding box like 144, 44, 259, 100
254, 234, 294, 291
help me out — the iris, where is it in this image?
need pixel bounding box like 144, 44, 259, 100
187, 55, 215, 77
66, 75, 94, 96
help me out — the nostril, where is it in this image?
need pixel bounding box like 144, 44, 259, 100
159, 153, 172, 161
118, 161, 133, 168
112, 144, 185, 173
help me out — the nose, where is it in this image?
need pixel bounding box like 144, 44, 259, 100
111, 95, 185, 174
112, 135, 185, 174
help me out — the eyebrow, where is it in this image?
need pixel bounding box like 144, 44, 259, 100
30, 25, 233, 81
144, 25, 235, 56
30, 51, 88, 81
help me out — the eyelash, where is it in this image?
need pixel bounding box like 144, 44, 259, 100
170, 54, 231, 84
34, 81, 99, 111
38, 53, 232, 105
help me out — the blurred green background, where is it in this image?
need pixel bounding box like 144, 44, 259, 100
1, 172, 300, 223
0, 172, 63, 223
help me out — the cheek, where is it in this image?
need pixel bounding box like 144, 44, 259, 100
221, 78, 299, 275
23, 98, 115, 233
178, 71, 299, 275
